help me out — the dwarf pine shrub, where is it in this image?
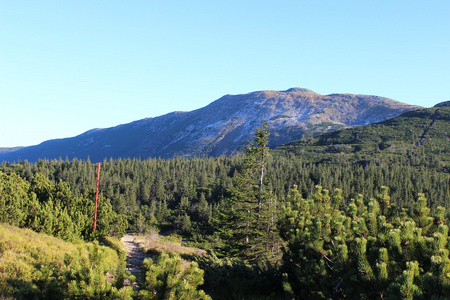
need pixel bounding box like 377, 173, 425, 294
139, 251, 211, 300
280, 185, 450, 299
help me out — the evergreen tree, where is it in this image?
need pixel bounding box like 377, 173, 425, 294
215, 120, 280, 261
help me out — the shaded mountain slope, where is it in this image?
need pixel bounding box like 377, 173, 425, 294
0, 88, 420, 162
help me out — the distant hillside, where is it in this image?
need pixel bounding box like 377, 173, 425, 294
274, 104, 450, 168
0, 88, 420, 162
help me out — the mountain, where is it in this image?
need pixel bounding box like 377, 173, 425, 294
0, 88, 420, 163
274, 104, 450, 168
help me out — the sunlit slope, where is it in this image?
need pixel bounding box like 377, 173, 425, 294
0, 223, 125, 298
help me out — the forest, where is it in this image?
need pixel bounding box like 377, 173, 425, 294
2, 119, 450, 299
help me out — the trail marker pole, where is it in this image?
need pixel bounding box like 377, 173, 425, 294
93, 162, 101, 232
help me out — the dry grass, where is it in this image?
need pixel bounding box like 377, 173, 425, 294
132, 232, 207, 257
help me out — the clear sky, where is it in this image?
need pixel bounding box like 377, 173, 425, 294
1, 1, 449, 147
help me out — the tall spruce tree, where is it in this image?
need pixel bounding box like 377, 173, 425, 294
215, 120, 280, 261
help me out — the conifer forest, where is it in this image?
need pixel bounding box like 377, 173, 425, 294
2, 119, 450, 299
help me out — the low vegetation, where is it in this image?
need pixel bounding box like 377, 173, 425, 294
139, 252, 210, 300
280, 185, 450, 299
0, 223, 132, 299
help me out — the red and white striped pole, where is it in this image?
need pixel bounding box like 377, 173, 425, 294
93, 162, 101, 232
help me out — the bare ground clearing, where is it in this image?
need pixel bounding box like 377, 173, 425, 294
133, 233, 207, 257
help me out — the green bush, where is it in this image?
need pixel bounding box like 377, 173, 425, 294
60, 243, 133, 299
139, 252, 211, 300
0, 171, 127, 242
0, 225, 133, 299
280, 185, 450, 299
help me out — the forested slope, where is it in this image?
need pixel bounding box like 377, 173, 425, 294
2, 155, 449, 236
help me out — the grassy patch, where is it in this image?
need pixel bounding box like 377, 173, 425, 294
0, 223, 79, 295
133, 233, 207, 258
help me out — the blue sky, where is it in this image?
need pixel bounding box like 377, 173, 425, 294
1, 1, 449, 147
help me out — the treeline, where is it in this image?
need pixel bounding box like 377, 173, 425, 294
1, 151, 449, 242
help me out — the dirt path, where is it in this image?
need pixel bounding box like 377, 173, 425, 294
120, 233, 206, 289
121, 234, 151, 289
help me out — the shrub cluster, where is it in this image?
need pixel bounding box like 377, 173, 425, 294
280, 185, 450, 299
0, 171, 127, 241
0, 224, 132, 299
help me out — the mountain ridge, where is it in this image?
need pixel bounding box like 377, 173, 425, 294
0, 88, 421, 162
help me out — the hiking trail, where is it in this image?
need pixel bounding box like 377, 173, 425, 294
121, 234, 151, 289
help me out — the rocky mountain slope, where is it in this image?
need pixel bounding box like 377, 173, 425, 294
0, 88, 421, 162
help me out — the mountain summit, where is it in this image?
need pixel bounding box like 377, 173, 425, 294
0, 88, 421, 162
